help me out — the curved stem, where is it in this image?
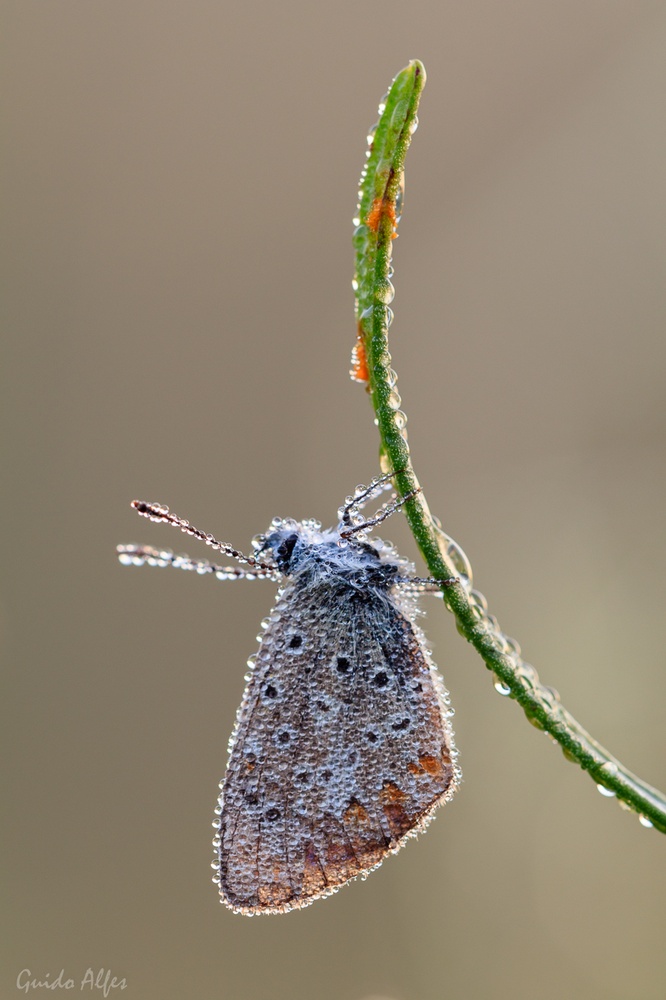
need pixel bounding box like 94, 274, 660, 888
352, 60, 666, 834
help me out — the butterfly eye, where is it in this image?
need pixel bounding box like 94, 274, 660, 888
275, 533, 299, 571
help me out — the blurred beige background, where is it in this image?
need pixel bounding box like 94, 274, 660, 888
3, 2, 666, 998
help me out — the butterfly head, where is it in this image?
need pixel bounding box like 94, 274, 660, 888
251, 518, 329, 575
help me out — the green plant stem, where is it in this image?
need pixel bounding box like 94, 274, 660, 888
353, 60, 666, 834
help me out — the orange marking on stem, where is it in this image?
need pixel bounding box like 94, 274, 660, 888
366, 197, 383, 232
366, 196, 398, 237
350, 324, 369, 384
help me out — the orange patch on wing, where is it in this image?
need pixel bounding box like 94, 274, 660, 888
326, 838, 356, 867
256, 880, 293, 908
418, 753, 444, 778
344, 798, 389, 868
379, 782, 414, 838
380, 782, 408, 805
322, 833, 361, 884
301, 842, 328, 898
344, 799, 369, 825
408, 750, 451, 783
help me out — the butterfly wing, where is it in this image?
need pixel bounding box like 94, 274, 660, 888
215, 578, 457, 914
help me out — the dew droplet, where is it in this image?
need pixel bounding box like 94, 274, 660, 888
518, 661, 538, 686
638, 814, 654, 828
375, 278, 395, 304
493, 677, 512, 697
485, 613, 500, 633
597, 784, 616, 798
434, 528, 473, 588
469, 589, 488, 614
353, 224, 369, 247
455, 618, 468, 640
505, 636, 522, 658
394, 182, 404, 221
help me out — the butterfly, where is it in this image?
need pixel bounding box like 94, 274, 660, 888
118, 471, 459, 913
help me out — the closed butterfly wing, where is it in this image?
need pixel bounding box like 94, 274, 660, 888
215, 575, 457, 914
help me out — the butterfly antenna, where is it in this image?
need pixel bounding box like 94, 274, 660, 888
116, 544, 279, 580
130, 500, 278, 574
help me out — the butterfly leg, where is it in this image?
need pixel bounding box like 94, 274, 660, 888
395, 574, 458, 594
340, 487, 422, 538
338, 469, 411, 530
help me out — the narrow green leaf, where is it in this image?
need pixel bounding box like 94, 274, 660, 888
352, 59, 425, 387
351, 61, 666, 835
